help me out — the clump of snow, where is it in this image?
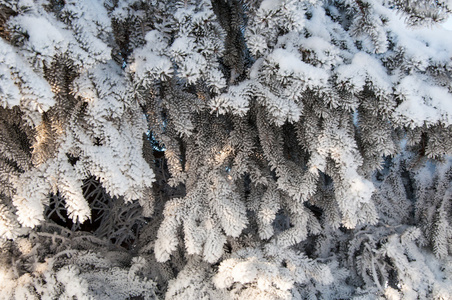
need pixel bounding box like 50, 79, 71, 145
298, 36, 342, 68
394, 75, 452, 127
0, 65, 21, 108
260, 0, 281, 11
336, 51, 393, 94
387, 6, 452, 66
171, 36, 195, 57
210, 80, 251, 116
347, 170, 375, 203
267, 48, 329, 88
14, 15, 66, 58
145, 30, 168, 53
249, 58, 264, 80
0, 39, 54, 112
258, 85, 303, 125
304, 6, 333, 42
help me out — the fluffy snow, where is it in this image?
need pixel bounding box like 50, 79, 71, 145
443, 17, 452, 30
132, 51, 173, 81
268, 48, 329, 87
387, 8, 452, 66
171, 36, 195, 56
336, 52, 393, 93
298, 36, 341, 68
0, 66, 21, 107
348, 171, 375, 202
15, 16, 66, 58
0, 39, 54, 112
394, 75, 452, 127
304, 6, 333, 42
249, 58, 264, 80
79, 0, 111, 29
210, 80, 251, 116
260, 0, 281, 11
145, 30, 168, 53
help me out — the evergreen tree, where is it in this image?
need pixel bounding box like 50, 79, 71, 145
1, 0, 452, 298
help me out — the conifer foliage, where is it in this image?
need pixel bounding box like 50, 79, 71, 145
1, 0, 452, 298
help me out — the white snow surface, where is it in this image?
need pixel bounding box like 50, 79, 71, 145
0, 39, 54, 111
395, 75, 452, 127
268, 48, 329, 87
15, 15, 66, 58
336, 52, 393, 93
260, 0, 281, 11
